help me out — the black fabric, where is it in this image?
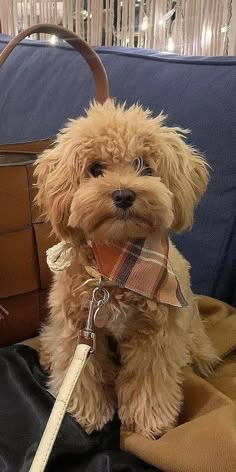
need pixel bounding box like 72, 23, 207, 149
0, 344, 159, 472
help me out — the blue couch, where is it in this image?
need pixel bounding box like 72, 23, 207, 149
0, 34, 235, 307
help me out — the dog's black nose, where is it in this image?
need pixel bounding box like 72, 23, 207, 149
112, 189, 136, 210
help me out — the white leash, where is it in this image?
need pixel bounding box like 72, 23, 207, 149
29, 286, 109, 472
29, 343, 91, 472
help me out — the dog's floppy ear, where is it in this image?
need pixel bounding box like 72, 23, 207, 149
34, 137, 80, 241
155, 123, 209, 232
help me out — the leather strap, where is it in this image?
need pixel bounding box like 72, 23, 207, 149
29, 343, 91, 472
0, 140, 53, 154
0, 24, 109, 104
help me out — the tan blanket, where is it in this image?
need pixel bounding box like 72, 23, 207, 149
121, 296, 236, 471
23, 295, 236, 471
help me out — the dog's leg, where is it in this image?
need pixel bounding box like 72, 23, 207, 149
41, 322, 117, 433
117, 309, 190, 439
189, 300, 219, 376
67, 334, 117, 433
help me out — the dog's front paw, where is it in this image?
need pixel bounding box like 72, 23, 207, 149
72, 397, 116, 434
119, 404, 177, 439
118, 383, 182, 439
119, 404, 179, 439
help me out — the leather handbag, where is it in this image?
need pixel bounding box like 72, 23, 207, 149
0, 24, 109, 346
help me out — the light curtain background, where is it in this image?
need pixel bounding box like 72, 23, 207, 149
0, 0, 235, 55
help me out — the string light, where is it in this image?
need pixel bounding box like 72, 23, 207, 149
206, 29, 212, 42
167, 37, 175, 52
81, 9, 88, 19
141, 15, 148, 31
201, 28, 212, 48
49, 35, 57, 45
80, 10, 92, 19
221, 25, 229, 33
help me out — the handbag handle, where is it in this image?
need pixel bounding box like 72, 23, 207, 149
0, 24, 109, 104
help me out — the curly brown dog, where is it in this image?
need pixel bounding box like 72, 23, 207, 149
35, 100, 217, 438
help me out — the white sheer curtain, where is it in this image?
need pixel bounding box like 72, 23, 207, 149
0, 0, 235, 55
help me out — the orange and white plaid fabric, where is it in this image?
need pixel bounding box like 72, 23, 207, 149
92, 232, 188, 308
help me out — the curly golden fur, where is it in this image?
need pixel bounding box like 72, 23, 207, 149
35, 100, 217, 438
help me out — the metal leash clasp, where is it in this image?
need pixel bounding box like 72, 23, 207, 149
79, 285, 109, 353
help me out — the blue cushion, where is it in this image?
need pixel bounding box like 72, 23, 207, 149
0, 35, 235, 306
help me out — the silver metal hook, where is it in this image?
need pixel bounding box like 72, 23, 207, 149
92, 286, 109, 305
79, 284, 110, 353
85, 287, 110, 333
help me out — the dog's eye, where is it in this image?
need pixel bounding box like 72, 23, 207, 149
134, 157, 153, 176
89, 162, 105, 178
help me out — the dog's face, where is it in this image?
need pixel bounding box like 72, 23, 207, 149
35, 100, 208, 242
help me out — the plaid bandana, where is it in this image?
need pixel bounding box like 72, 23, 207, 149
92, 232, 188, 308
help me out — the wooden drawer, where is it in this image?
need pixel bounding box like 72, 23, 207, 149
0, 228, 39, 298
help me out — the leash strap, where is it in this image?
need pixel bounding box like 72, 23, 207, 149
29, 286, 109, 471
29, 343, 91, 472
